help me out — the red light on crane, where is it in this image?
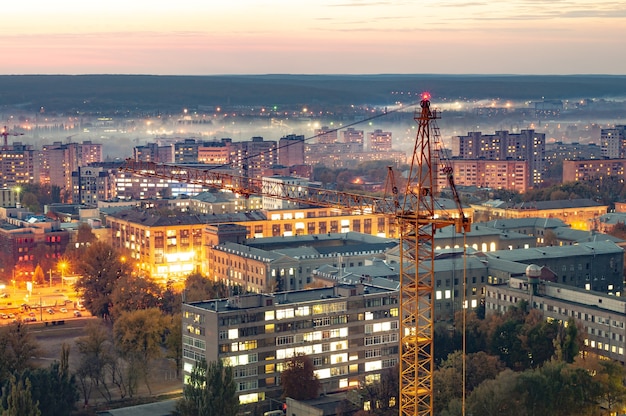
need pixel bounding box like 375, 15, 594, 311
421, 92, 431, 101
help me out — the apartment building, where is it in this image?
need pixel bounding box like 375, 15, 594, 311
71, 166, 116, 206
562, 158, 626, 183
0, 207, 70, 279
0, 143, 38, 188
455, 129, 545, 187
182, 284, 399, 405
438, 159, 529, 193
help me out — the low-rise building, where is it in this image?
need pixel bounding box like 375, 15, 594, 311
486, 271, 626, 364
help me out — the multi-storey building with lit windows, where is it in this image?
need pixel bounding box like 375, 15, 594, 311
455, 129, 545, 187
0, 143, 38, 188
41, 141, 103, 202
486, 273, 626, 363
106, 209, 214, 279
563, 158, 626, 183
437, 159, 529, 193
314, 126, 338, 144
600, 125, 626, 159
181, 284, 399, 405
71, 166, 116, 206
368, 129, 392, 152
470, 198, 607, 231
206, 232, 398, 293
0, 207, 70, 279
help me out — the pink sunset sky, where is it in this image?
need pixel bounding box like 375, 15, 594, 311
1, 0, 624, 75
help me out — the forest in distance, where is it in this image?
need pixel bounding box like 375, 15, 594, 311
2, 74, 626, 113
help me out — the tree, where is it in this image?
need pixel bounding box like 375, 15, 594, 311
76, 223, 97, 246
358, 365, 398, 415
32, 265, 45, 286
23, 345, 78, 416
74, 321, 115, 405
0, 321, 41, 376
0, 376, 41, 416
280, 354, 320, 400
176, 358, 238, 416
184, 273, 230, 303
113, 308, 166, 395
74, 241, 131, 319
467, 369, 524, 416
109, 275, 162, 320
165, 313, 183, 378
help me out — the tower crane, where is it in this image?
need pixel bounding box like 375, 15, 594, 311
120, 94, 470, 416
1, 125, 24, 150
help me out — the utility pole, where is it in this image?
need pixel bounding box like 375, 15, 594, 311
49, 269, 53, 288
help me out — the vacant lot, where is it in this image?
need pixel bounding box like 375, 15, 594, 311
30, 317, 182, 409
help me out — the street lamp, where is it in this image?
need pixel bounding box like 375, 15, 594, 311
14, 186, 21, 208
58, 260, 68, 289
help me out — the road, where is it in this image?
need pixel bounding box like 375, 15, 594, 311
0, 281, 87, 325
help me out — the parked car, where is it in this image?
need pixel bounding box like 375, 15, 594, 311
73, 310, 82, 317
0, 313, 7, 319
60, 307, 68, 313
47, 308, 54, 314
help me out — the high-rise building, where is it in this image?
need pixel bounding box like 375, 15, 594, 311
278, 134, 305, 167
71, 166, 116, 206
41, 141, 103, 202
600, 125, 626, 159
133, 142, 174, 163
230, 137, 277, 179
314, 126, 337, 144
438, 159, 529, 193
368, 129, 392, 152
0, 143, 38, 188
342, 128, 364, 152
455, 130, 545, 187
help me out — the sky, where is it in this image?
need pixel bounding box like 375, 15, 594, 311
1, 0, 625, 76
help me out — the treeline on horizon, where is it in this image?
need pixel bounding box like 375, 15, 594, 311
1, 74, 626, 114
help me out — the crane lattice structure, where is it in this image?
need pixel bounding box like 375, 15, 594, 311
1, 125, 24, 149
120, 95, 470, 416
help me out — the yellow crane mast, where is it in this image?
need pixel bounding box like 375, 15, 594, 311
120, 94, 470, 416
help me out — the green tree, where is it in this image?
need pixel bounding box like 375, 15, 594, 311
467, 369, 524, 416
19, 192, 40, 214
23, 345, 78, 416
176, 358, 238, 416
0, 376, 41, 416
0, 322, 41, 376
516, 360, 600, 416
113, 308, 166, 395
280, 354, 320, 400
74, 242, 131, 319
490, 319, 528, 370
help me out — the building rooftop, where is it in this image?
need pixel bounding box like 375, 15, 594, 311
485, 240, 623, 262
482, 217, 567, 229
189, 283, 395, 313
513, 198, 606, 210
107, 209, 266, 226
